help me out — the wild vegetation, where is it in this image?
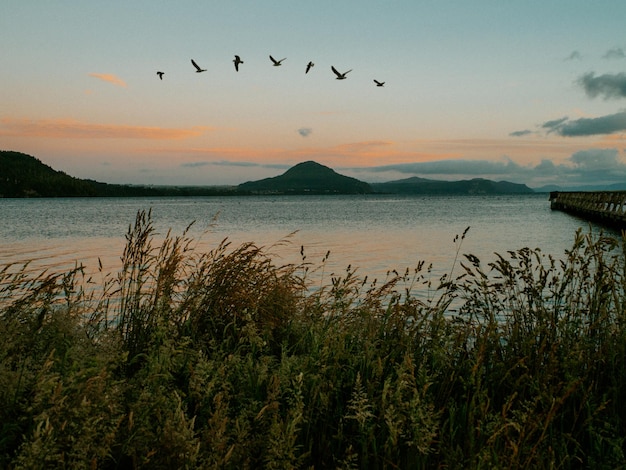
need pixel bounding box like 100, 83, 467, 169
1, 210, 625, 468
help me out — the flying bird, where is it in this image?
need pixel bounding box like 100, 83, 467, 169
156, 71, 164, 80
373, 79, 385, 87
306, 61, 314, 74
191, 59, 207, 73
233, 55, 243, 72
331, 66, 352, 80
270, 55, 286, 66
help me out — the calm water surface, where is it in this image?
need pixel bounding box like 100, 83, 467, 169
0, 194, 615, 283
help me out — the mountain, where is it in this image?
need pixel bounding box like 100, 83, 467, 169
372, 177, 534, 194
0, 151, 237, 197
238, 161, 372, 194
0, 150, 99, 197
1, 151, 536, 198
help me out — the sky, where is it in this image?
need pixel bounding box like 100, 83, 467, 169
2, 1, 626, 189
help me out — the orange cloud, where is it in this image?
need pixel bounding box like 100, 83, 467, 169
88, 73, 127, 88
0, 118, 211, 140
145, 141, 458, 169
144, 147, 279, 158
598, 134, 626, 144
138, 135, 621, 171
333, 141, 393, 153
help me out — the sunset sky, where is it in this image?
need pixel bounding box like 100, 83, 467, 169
2, 1, 626, 188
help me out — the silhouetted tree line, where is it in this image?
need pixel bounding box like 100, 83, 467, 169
1, 150, 534, 198
0, 151, 238, 197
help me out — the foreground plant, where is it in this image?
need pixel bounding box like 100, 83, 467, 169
0, 211, 624, 469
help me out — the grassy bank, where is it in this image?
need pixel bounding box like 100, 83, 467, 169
1, 210, 625, 469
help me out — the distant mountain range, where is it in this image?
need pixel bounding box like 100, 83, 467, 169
371, 176, 533, 195
237, 162, 535, 194
7, 149, 616, 198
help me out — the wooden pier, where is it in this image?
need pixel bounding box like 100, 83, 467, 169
549, 191, 626, 230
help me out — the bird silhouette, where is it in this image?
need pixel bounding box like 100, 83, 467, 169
156, 71, 164, 80
233, 55, 243, 72
374, 79, 385, 87
191, 59, 207, 73
270, 55, 286, 66
331, 66, 352, 80
306, 61, 314, 73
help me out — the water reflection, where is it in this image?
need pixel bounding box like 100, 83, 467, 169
0, 194, 615, 288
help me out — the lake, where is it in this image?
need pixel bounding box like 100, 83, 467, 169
0, 194, 616, 286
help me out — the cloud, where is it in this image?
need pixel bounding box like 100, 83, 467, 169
88, 73, 127, 88
105, 139, 626, 188
354, 150, 626, 188
541, 117, 569, 131
212, 160, 263, 168
603, 47, 626, 60
577, 72, 626, 99
568, 148, 621, 169
180, 161, 211, 168
364, 158, 522, 176
509, 129, 532, 137
563, 148, 626, 185
541, 111, 626, 136
212, 160, 290, 170
298, 127, 312, 137
332, 141, 394, 156
534, 159, 557, 175
0, 118, 210, 140
340, 140, 393, 149
181, 160, 290, 170
565, 50, 582, 61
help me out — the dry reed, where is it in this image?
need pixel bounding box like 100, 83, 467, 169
1, 210, 625, 468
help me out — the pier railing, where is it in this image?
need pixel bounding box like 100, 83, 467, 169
549, 191, 626, 230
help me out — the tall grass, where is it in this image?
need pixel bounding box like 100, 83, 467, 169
1, 210, 625, 468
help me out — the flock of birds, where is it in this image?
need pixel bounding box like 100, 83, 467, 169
155, 55, 385, 87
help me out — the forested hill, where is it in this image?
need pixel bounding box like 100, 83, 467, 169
0, 151, 235, 197
0, 150, 99, 197
238, 161, 372, 194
